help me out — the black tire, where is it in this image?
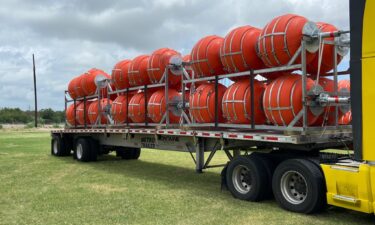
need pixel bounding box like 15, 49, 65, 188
51, 135, 70, 156
272, 158, 326, 214
249, 153, 275, 198
132, 148, 141, 159
64, 137, 73, 155
117, 148, 141, 160
88, 138, 99, 161
226, 155, 269, 201
74, 138, 92, 162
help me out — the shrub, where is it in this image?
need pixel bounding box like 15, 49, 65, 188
25, 123, 34, 129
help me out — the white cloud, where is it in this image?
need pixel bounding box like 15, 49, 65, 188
0, 0, 349, 110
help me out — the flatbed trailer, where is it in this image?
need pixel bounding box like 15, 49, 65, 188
51, 126, 352, 172
51, 0, 375, 216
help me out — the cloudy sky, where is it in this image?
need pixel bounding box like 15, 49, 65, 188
0, 0, 349, 110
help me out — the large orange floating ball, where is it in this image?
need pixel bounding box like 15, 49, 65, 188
190, 35, 225, 78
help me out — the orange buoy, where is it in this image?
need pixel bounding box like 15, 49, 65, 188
307, 22, 343, 75
147, 48, 182, 86
66, 102, 80, 126
81, 68, 110, 96
339, 111, 352, 125
88, 98, 112, 125
220, 26, 265, 79
68, 75, 85, 99
263, 74, 320, 126
183, 54, 193, 77
76, 101, 93, 125
260, 71, 291, 81
190, 35, 225, 78
111, 95, 132, 124
257, 14, 317, 67
128, 91, 155, 123
189, 83, 227, 123
222, 79, 266, 124
112, 59, 132, 90
338, 80, 351, 124
338, 79, 350, 96
128, 55, 150, 87
147, 89, 182, 123
174, 55, 206, 91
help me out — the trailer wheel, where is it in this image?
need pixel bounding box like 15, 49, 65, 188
249, 153, 275, 198
117, 148, 141, 160
88, 138, 99, 161
272, 159, 326, 214
74, 138, 92, 162
226, 155, 269, 201
132, 148, 141, 159
51, 135, 70, 156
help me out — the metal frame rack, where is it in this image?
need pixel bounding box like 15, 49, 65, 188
57, 32, 353, 172
64, 32, 352, 139
64, 79, 113, 128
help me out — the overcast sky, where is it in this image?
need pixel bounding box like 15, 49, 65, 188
0, 0, 349, 110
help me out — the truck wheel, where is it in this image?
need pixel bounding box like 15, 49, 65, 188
64, 137, 73, 155
74, 138, 92, 162
132, 148, 141, 159
226, 155, 269, 201
51, 135, 70, 156
117, 148, 141, 160
249, 153, 275, 198
88, 138, 99, 161
272, 159, 326, 214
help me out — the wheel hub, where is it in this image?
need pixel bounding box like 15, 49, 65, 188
232, 165, 252, 194
53, 140, 58, 155
76, 144, 83, 159
280, 171, 308, 204
243, 173, 252, 185
294, 178, 307, 194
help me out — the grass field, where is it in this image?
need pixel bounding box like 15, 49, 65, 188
0, 130, 374, 225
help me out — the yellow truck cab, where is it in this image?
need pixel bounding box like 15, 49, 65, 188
321, 0, 375, 214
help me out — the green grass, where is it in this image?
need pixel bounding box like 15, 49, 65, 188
0, 130, 373, 225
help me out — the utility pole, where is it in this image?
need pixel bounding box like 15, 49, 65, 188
33, 54, 38, 127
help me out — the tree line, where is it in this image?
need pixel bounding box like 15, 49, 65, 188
0, 108, 65, 124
